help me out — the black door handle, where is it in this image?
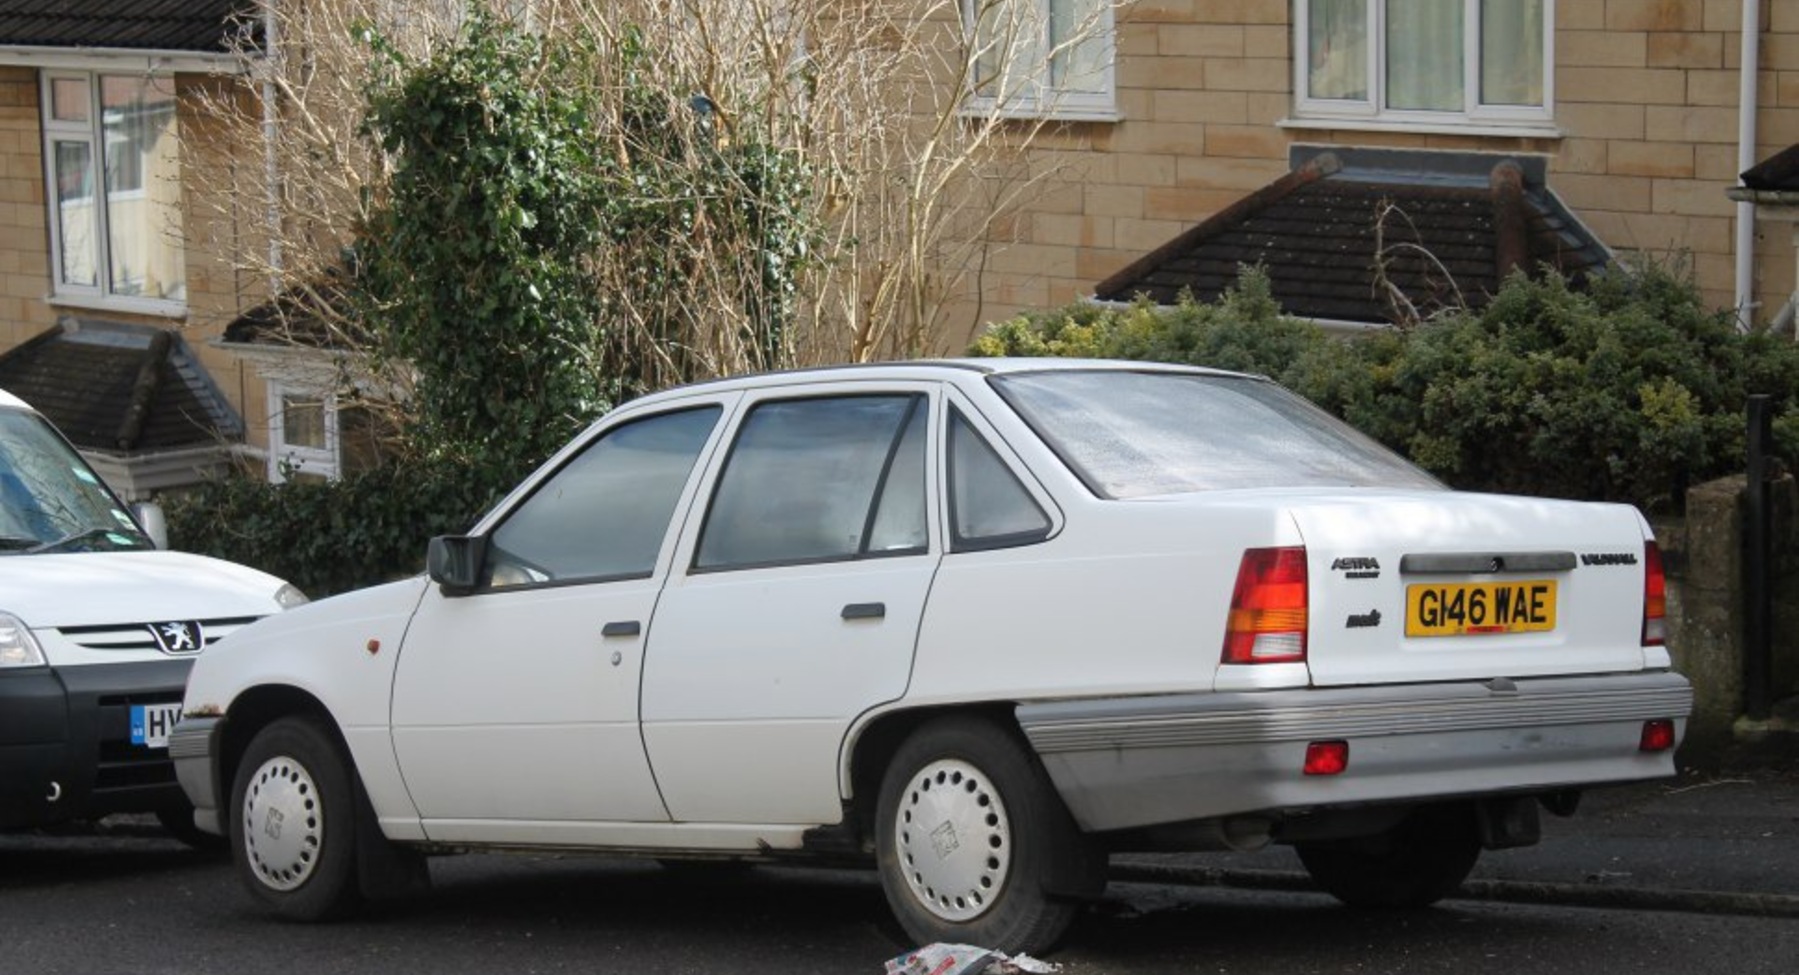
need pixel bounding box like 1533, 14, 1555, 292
841, 602, 886, 620
602, 620, 642, 637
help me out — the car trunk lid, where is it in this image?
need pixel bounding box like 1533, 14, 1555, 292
1287, 491, 1653, 687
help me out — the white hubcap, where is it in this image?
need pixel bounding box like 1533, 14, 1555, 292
894, 758, 1011, 922
242, 756, 323, 892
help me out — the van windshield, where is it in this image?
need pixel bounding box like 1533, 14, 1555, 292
0, 407, 152, 554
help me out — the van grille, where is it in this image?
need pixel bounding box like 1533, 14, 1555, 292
56, 616, 262, 653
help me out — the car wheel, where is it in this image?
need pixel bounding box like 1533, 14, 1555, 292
229, 716, 362, 920
155, 800, 225, 852
874, 716, 1099, 955
1296, 803, 1481, 908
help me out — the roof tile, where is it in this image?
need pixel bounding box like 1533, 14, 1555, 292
0, 1, 253, 54
1094, 148, 1613, 325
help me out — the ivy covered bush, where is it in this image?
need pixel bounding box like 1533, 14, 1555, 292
170, 11, 820, 597
973, 263, 1799, 513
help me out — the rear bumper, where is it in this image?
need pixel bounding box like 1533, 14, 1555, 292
0, 660, 192, 829
1015, 671, 1693, 833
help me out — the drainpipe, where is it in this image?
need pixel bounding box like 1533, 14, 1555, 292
1734, 0, 1761, 332
262, 1, 282, 295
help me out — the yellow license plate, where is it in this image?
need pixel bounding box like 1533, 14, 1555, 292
1406, 580, 1557, 637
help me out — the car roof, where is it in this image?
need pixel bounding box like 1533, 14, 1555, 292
627, 357, 1252, 409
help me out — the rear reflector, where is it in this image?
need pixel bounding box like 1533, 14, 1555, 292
1639, 719, 1676, 753
1303, 740, 1349, 776
1223, 547, 1308, 664
1642, 540, 1667, 647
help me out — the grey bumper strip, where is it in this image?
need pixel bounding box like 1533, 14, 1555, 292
1017, 672, 1694, 754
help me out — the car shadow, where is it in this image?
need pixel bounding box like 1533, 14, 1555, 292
0, 828, 225, 888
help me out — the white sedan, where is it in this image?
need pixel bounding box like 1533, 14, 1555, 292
172, 360, 1690, 952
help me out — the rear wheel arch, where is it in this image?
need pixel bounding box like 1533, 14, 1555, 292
846, 703, 1021, 840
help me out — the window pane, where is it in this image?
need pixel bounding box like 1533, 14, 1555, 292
949, 411, 1049, 548
280, 393, 328, 450
697, 396, 916, 570
1386, 0, 1463, 111
866, 403, 928, 555
970, 0, 1030, 99
1481, 0, 1544, 106
50, 78, 89, 122
52, 141, 97, 288
1308, 0, 1368, 100
487, 406, 720, 586
100, 75, 184, 301
1048, 0, 1106, 95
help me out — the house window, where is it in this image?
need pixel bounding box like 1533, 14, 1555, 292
963, 0, 1117, 121
40, 72, 187, 311
268, 383, 339, 482
1295, 0, 1551, 128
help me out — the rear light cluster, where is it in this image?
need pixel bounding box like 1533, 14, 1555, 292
1222, 546, 1308, 664
1642, 540, 1667, 647
1639, 718, 1677, 753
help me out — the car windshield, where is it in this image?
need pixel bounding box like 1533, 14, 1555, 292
991, 370, 1443, 499
0, 407, 152, 554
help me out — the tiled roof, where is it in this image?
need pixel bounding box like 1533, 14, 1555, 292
1741, 144, 1799, 192
1094, 148, 1613, 326
0, 319, 241, 453
221, 266, 365, 350
0, 0, 253, 54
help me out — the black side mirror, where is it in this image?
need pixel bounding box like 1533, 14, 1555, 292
427, 535, 485, 595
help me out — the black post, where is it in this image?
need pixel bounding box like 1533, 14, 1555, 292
1745, 395, 1773, 722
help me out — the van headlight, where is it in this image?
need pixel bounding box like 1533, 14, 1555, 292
274, 583, 309, 610
0, 612, 46, 667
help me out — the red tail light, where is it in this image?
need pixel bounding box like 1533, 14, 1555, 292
1223, 546, 1308, 664
1639, 719, 1676, 753
1642, 540, 1667, 647
1303, 740, 1349, 776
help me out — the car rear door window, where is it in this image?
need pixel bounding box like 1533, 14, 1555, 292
696, 395, 926, 570
485, 406, 721, 587
948, 408, 1050, 551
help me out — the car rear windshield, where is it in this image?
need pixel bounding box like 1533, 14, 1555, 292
990, 370, 1443, 499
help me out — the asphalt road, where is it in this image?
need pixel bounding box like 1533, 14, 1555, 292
4, 826, 1797, 975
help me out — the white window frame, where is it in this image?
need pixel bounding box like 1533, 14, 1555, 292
266, 381, 340, 483
960, 0, 1119, 122
1292, 0, 1554, 132
38, 69, 187, 317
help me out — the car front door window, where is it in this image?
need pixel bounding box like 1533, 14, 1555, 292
486, 406, 721, 587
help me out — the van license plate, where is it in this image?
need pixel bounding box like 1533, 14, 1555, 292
1406, 581, 1557, 637
130, 703, 183, 748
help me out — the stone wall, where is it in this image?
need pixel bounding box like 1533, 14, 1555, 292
1655, 471, 1799, 758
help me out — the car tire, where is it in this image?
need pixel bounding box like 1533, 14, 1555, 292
1296, 803, 1481, 908
155, 800, 225, 852
874, 715, 1100, 955
229, 716, 362, 921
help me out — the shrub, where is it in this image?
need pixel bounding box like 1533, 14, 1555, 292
972, 267, 1332, 389
165, 458, 498, 599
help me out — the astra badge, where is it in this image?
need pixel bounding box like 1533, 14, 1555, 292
1331, 557, 1381, 580
149, 620, 203, 655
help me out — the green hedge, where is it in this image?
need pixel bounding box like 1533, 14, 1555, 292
165, 458, 500, 599
972, 264, 1799, 512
